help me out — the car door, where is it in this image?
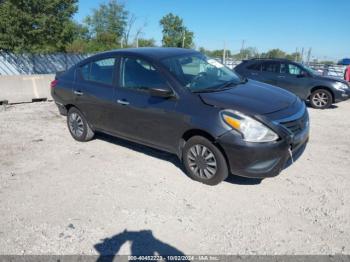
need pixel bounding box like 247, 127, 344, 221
260, 61, 281, 86
111, 56, 182, 152
242, 61, 265, 82
272, 62, 291, 91
74, 56, 118, 131
275, 63, 311, 98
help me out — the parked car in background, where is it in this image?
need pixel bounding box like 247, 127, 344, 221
51, 48, 309, 185
235, 58, 350, 109
338, 58, 350, 66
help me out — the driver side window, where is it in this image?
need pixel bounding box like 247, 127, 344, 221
288, 64, 304, 75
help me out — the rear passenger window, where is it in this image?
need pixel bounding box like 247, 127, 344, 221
280, 63, 287, 74
80, 58, 116, 85
247, 62, 261, 71
81, 63, 90, 80
261, 62, 280, 73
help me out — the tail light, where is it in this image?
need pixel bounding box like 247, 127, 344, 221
50, 79, 58, 88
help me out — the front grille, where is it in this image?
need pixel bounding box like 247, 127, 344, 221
280, 111, 308, 136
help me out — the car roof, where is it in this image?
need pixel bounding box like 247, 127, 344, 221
338, 58, 350, 65
96, 47, 198, 60
245, 58, 293, 63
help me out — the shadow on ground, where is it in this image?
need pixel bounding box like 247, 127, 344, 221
96, 133, 182, 169
96, 132, 262, 186
225, 175, 262, 185
94, 229, 189, 262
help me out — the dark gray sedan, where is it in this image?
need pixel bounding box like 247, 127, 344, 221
51, 48, 309, 185
235, 58, 350, 109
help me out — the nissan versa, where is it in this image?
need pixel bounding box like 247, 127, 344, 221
51, 48, 309, 185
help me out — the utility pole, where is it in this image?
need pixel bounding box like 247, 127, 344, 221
136, 36, 139, 48
301, 47, 305, 64
223, 41, 226, 65
240, 40, 245, 60
241, 40, 245, 51
306, 47, 312, 65
120, 37, 123, 48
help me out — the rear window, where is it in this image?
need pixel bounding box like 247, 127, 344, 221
247, 62, 261, 71
261, 62, 280, 73
80, 58, 116, 85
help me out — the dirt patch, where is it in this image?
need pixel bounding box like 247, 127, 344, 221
0, 101, 349, 255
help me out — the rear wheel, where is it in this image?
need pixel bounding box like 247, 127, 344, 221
182, 136, 228, 186
310, 89, 332, 109
67, 107, 94, 142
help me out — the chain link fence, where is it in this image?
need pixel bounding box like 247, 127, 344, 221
0, 52, 347, 80
0, 52, 91, 75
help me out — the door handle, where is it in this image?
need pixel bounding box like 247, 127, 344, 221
251, 72, 259, 76
117, 99, 130, 105
74, 90, 83, 96
278, 75, 286, 79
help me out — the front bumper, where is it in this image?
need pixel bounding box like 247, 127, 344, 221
217, 124, 309, 179
334, 89, 350, 103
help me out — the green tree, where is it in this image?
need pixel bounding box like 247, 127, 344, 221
198, 47, 209, 55
0, 0, 78, 53
65, 22, 91, 53
65, 39, 89, 53
232, 47, 259, 60
84, 0, 127, 44
159, 13, 194, 48
198, 47, 231, 58
262, 48, 287, 59
137, 38, 156, 47
283, 52, 301, 61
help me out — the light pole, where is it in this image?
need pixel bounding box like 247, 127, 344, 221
223, 41, 226, 65
182, 31, 186, 48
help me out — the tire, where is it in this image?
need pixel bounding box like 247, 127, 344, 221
310, 89, 332, 109
67, 107, 94, 142
182, 136, 228, 186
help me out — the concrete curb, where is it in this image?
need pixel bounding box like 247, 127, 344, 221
0, 74, 54, 104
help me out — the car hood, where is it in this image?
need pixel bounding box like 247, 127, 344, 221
199, 80, 297, 115
314, 75, 349, 85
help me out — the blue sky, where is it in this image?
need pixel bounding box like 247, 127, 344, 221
75, 0, 350, 61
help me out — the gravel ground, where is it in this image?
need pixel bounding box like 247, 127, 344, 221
0, 101, 349, 255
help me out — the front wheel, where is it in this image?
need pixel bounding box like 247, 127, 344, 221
310, 89, 332, 109
67, 107, 95, 142
182, 136, 228, 186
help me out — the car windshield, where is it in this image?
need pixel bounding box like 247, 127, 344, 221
162, 53, 242, 92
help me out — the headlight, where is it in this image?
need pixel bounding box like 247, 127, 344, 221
221, 111, 279, 143
334, 82, 348, 90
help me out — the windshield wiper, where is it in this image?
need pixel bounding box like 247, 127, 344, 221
192, 80, 238, 93
218, 80, 238, 89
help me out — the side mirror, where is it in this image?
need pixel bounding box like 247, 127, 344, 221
149, 87, 174, 98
